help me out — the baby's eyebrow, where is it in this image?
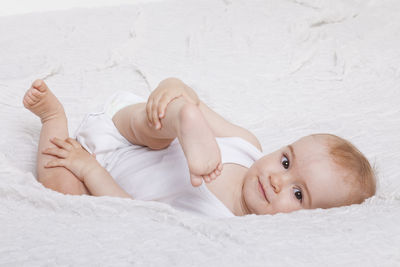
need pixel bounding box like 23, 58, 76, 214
288, 145, 296, 162
303, 181, 312, 208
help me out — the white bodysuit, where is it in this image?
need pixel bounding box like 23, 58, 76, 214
75, 92, 263, 218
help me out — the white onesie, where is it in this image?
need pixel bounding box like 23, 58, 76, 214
75, 91, 263, 218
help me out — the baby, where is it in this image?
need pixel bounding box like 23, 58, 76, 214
23, 78, 376, 217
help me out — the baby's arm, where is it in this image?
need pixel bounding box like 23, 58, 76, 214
43, 138, 132, 199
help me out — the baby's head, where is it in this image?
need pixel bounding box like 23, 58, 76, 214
242, 134, 376, 215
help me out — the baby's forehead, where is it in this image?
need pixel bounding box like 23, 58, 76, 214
291, 136, 331, 162
293, 136, 351, 172
290, 139, 347, 177
292, 134, 331, 147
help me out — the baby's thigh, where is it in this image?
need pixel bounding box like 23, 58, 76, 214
38, 168, 91, 195
112, 103, 148, 146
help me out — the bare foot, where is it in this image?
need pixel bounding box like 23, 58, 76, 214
177, 103, 223, 187
23, 79, 65, 123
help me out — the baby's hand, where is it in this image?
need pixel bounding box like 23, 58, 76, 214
146, 78, 199, 130
42, 137, 97, 182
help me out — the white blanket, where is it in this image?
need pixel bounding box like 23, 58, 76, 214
1, 0, 399, 266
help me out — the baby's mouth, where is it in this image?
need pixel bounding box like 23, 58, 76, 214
258, 177, 269, 203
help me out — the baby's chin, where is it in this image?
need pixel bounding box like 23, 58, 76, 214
242, 175, 270, 215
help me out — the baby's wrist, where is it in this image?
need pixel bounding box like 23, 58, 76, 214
79, 158, 100, 180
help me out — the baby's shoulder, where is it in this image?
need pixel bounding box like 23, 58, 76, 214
197, 100, 262, 151
230, 127, 262, 152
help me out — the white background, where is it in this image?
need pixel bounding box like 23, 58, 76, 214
0, 0, 159, 17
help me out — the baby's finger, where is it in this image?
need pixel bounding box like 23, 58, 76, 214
151, 101, 161, 130
50, 137, 73, 150
42, 147, 69, 158
158, 95, 174, 119
146, 98, 154, 126
66, 138, 81, 148
154, 94, 166, 128
44, 159, 67, 168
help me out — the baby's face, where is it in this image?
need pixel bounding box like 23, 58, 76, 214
242, 135, 351, 215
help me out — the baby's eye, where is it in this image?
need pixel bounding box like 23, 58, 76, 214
281, 154, 290, 169
294, 188, 302, 202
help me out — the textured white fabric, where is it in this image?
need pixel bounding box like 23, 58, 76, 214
1, 0, 400, 266
75, 91, 263, 218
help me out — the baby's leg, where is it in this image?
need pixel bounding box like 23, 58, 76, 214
112, 97, 221, 187
23, 79, 90, 195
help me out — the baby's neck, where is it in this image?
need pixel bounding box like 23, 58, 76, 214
204, 163, 249, 216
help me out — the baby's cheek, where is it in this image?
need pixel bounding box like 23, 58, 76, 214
273, 198, 301, 214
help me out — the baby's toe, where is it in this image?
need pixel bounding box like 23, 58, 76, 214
22, 98, 30, 108
31, 88, 44, 98
190, 174, 203, 187
32, 79, 48, 92
217, 163, 223, 171
32, 79, 43, 88
24, 92, 36, 106
204, 175, 211, 183
209, 172, 216, 180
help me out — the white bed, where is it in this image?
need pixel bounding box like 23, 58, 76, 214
0, 0, 399, 266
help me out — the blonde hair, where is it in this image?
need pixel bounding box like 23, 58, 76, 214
313, 133, 376, 205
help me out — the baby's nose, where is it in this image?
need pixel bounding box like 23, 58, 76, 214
270, 172, 292, 193
269, 175, 281, 193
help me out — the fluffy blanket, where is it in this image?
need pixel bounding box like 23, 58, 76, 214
0, 0, 399, 265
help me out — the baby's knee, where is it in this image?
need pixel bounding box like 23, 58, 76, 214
178, 102, 199, 122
